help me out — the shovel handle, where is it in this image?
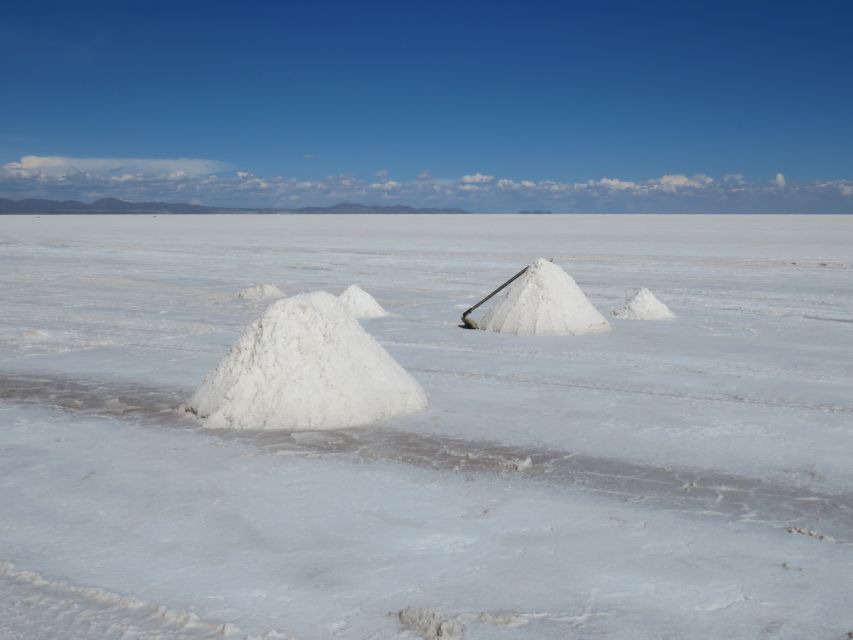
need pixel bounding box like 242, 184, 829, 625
461, 265, 529, 328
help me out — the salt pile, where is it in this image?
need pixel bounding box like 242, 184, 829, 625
18, 328, 51, 343
237, 283, 283, 301
612, 287, 676, 320
338, 284, 388, 318
188, 291, 427, 430
480, 258, 611, 336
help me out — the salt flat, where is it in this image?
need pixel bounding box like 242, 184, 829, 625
1, 214, 852, 639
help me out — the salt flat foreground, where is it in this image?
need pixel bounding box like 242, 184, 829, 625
1, 214, 851, 639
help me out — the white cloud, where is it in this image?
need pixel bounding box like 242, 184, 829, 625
461, 172, 494, 184
109, 173, 142, 183
2, 155, 851, 212
775, 173, 786, 188
498, 178, 538, 190
591, 177, 640, 191
540, 180, 573, 193
473, 173, 714, 198
656, 174, 713, 192
370, 180, 400, 191
2, 155, 227, 179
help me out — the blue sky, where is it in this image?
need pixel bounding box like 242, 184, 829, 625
1, 0, 852, 211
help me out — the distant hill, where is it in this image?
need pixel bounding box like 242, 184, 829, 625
290, 202, 467, 214
0, 197, 221, 214
0, 197, 469, 215
0, 198, 92, 213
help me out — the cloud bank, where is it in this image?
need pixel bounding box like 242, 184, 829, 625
2, 155, 851, 212
3, 155, 228, 180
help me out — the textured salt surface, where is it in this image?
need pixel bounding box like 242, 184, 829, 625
396, 606, 536, 640
237, 283, 284, 301
188, 292, 427, 430
338, 284, 388, 318
4, 372, 852, 541
397, 607, 464, 640
480, 259, 610, 335
0, 562, 292, 640
613, 287, 676, 320
2, 215, 852, 640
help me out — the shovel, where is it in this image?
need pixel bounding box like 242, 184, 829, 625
460, 265, 530, 329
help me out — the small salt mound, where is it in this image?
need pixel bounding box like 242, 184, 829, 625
338, 284, 388, 319
612, 287, 676, 320
480, 258, 611, 336
18, 329, 51, 342
237, 283, 283, 301
188, 291, 427, 430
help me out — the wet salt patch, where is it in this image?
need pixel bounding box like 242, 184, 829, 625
4, 398, 853, 639
4, 372, 853, 539
188, 291, 427, 430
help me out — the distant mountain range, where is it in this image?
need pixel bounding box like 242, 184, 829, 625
0, 197, 469, 215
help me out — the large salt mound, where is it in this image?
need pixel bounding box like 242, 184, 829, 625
338, 284, 388, 319
613, 287, 676, 320
188, 291, 427, 430
480, 259, 611, 336
237, 283, 283, 301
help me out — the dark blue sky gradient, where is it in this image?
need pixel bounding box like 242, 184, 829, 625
1, 0, 852, 209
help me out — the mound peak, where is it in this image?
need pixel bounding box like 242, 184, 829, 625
338, 284, 388, 319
